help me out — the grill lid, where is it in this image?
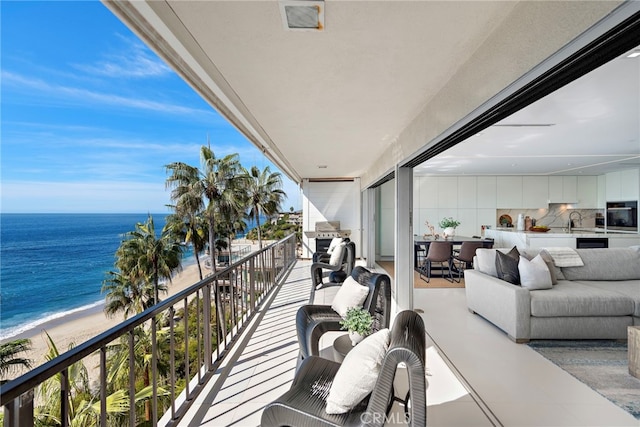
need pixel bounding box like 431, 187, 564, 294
304, 221, 351, 238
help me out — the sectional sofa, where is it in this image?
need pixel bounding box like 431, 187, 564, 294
465, 247, 640, 343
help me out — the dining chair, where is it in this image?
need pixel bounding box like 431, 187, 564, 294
451, 241, 485, 282
419, 241, 453, 282
415, 243, 427, 269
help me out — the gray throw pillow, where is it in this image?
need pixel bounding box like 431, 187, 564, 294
495, 247, 520, 285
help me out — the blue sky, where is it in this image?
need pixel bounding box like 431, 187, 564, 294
1, 1, 301, 213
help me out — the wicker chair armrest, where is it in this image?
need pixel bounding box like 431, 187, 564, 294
296, 305, 343, 359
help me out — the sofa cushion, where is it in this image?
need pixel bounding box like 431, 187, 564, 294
574, 280, 640, 317
529, 281, 634, 317
538, 250, 561, 283
495, 248, 520, 285
518, 255, 552, 290
561, 248, 640, 281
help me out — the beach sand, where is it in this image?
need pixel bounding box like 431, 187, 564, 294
7, 261, 207, 382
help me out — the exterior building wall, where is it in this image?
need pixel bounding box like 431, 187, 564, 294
301, 179, 362, 259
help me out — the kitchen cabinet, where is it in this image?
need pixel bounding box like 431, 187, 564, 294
548, 176, 577, 203
437, 177, 458, 208
497, 177, 522, 208
597, 175, 606, 208
577, 176, 598, 208
458, 177, 477, 208
522, 177, 549, 208
476, 177, 497, 208
606, 169, 639, 201
620, 169, 640, 201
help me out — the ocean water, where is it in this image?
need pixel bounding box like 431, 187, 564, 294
0, 213, 195, 341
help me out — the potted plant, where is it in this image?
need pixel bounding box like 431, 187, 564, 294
340, 307, 373, 346
439, 217, 460, 238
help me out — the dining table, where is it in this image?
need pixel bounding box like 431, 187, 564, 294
413, 235, 494, 270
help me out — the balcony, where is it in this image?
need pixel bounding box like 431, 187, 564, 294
2, 236, 637, 426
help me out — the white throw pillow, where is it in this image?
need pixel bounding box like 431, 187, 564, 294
329, 242, 346, 266
518, 255, 553, 290
331, 276, 369, 318
325, 328, 390, 414
475, 249, 498, 277
327, 237, 343, 254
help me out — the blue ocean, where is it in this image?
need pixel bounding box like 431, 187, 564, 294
0, 213, 200, 341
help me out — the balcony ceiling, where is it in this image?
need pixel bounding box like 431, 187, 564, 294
104, 1, 637, 183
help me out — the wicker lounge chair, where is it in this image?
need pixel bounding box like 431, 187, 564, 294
297, 266, 391, 361
261, 310, 427, 427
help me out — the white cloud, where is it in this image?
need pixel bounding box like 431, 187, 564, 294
74, 36, 171, 79
1, 71, 217, 119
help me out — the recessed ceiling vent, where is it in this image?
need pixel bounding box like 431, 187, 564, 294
279, 1, 324, 31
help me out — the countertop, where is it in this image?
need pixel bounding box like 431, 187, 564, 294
490, 227, 639, 238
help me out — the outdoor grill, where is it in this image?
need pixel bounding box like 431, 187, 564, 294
304, 221, 351, 253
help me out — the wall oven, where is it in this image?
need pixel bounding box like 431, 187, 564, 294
606, 201, 638, 232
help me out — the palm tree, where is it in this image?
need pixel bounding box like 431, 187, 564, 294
102, 269, 160, 319
34, 332, 148, 427
105, 324, 170, 423
166, 146, 244, 275
243, 165, 285, 249
165, 208, 208, 281
0, 338, 32, 383
166, 145, 245, 355
117, 215, 183, 305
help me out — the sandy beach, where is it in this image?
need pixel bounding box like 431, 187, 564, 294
6, 261, 207, 382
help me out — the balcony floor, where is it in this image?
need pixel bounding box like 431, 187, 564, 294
179, 260, 637, 426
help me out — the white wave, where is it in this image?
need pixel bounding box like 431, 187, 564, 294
0, 300, 104, 342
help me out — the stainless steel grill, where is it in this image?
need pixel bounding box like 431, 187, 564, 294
304, 221, 351, 239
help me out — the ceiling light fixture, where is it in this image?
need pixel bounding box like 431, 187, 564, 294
627, 52, 640, 58
279, 1, 324, 31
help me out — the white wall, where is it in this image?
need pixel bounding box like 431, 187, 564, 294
301, 179, 362, 258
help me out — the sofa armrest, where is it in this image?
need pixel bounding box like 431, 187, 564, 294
464, 269, 532, 342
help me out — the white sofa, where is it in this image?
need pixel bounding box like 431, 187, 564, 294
465, 247, 640, 343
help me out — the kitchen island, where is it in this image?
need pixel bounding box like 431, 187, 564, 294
485, 228, 640, 249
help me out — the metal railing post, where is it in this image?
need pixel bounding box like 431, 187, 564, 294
203, 283, 212, 371
3, 390, 34, 427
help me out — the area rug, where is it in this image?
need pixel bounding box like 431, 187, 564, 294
376, 261, 465, 289
528, 340, 640, 419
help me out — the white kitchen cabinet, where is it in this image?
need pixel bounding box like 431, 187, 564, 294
417, 176, 438, 208
497, 176, 523, 208
477, 209, 497, 229
548, 176, 577, 203
597, 175, 606, 208
437, 177, 458, 207
457, 177, 477, 208
620, 168, 640, 201
477, 176, 497, 208
606, 169, 640, 202
606, 171, 622, 201
522, 176, 549, 208
576, 175, 598, 208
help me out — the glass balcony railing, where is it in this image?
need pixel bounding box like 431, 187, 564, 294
0, 234, 298, 427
